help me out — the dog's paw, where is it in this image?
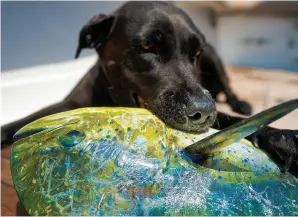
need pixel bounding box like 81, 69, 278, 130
251, 128, 298, 175
230, 99, 252, 116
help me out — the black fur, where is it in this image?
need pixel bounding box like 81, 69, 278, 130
1, 1, 297, 176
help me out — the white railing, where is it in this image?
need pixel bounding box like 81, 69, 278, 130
1, 55, 97, 125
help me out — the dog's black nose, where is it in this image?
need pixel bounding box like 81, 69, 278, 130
185, 95, 216, 125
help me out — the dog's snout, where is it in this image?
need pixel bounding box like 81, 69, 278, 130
187, 111, 202, 122
185, 94, 216, 125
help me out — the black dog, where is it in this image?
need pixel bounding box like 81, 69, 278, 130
1, 1, 297, 176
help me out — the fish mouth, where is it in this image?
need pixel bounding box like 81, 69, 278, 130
13, 127, 49, 142
13, 120, 80, 142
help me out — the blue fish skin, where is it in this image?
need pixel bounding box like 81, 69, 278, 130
10, 107, 298, 216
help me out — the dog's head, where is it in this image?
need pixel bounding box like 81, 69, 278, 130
76, 1, 217, 133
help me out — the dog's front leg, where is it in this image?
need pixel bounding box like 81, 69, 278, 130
215, 112, 298, 177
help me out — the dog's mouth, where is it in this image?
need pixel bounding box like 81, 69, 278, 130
132, 93, 147, 108
131, 92, 216, 134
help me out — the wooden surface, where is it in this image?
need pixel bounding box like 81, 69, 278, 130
217, 66, 298, 130
1, 66, 298, 216
1, 145, 28, 216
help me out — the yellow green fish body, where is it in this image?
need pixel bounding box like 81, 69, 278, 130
11, 108, 298, 216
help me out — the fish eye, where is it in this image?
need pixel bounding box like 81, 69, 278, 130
58, 130, 86, 148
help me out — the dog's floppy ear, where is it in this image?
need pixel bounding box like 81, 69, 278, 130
75, 14, 115, 58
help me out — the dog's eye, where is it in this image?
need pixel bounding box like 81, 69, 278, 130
192, 49, 201, 62
141, 40, 153, 51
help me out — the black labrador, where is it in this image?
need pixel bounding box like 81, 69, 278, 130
1, 1, 297, 176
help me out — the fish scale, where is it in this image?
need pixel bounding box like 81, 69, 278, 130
10, 102, 298, 216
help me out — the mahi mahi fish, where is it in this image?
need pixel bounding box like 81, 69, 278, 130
11, 99, 298, 216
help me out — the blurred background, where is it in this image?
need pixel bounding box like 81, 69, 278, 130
1, 1, 298, 127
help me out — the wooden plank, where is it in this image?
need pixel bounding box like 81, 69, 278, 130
1, 181, 19, 216
1, 157, 13, 186
219, 66, 298, 130
1, 145, 28, 216
1, 146, 12, 160
1, 181, 28, 216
